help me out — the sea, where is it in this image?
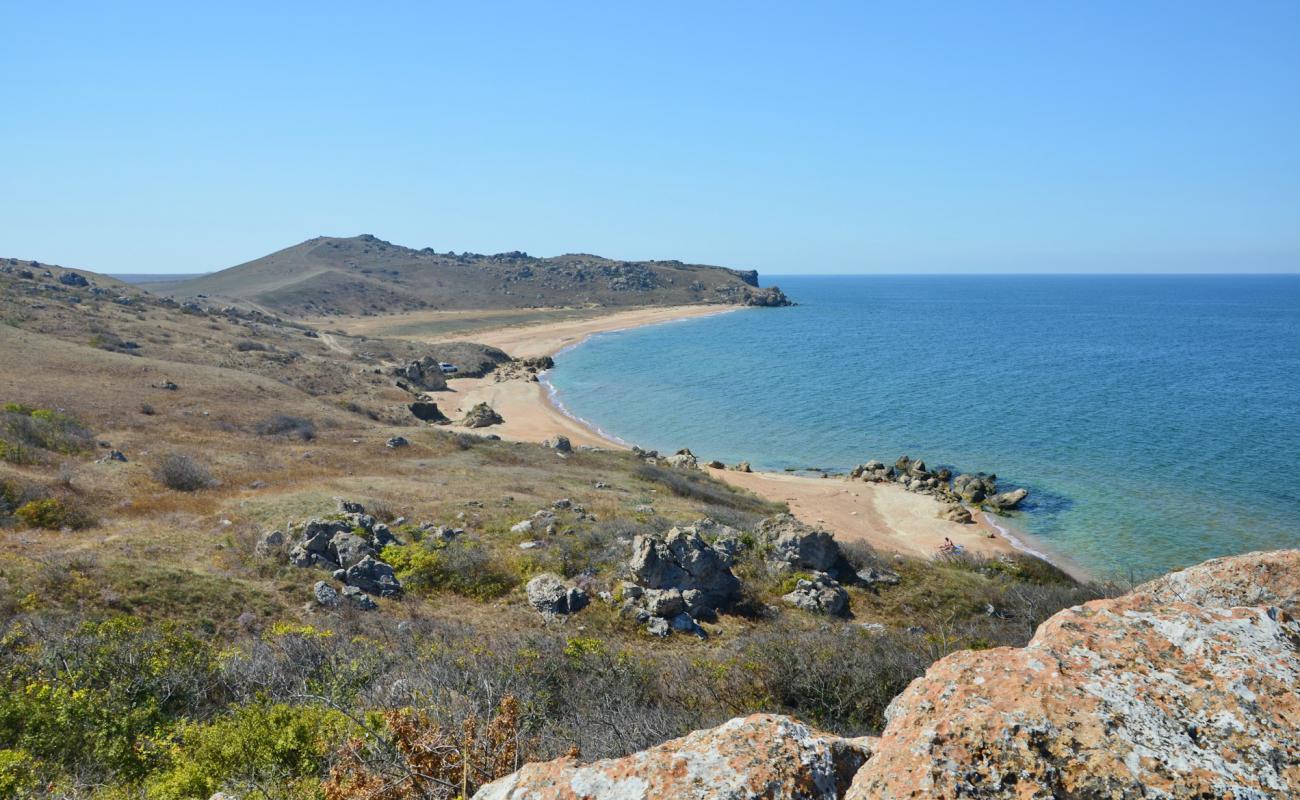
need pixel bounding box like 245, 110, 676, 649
544, 275, 1300, 579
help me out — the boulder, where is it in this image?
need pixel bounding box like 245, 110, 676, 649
394, 359, 448, 392
663, 448, 698, 469
385, 436, 409, 449
951, 473, 996, 503
341, 584, 378, 610
407, 401, 448, 423
855, 566, 901, 588
461, 402, 504, 428
732, 461, 752, 472
472, 714, 874, 800
938, 503, 973, 524
986, 487, 1029, 510
329, 532, 376, 569
542, 435, 572, 453
628, 526, 740, 612
58, 271, 89, 287
344, 555, 402, 597
846, 549, 1300, 799
782, 572, 849, 617
759, 514, 845, 575
255, 529, 285, 558
525, 573, 589, 617
312, 580, 339, 607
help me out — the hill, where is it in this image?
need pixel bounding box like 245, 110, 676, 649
0, 253, 1121, 797
147, 234, 792, 316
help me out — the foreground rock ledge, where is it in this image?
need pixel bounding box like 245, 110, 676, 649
477, 551, 1300, 799
847, 549, 1300, 799
472, 714, 873, 800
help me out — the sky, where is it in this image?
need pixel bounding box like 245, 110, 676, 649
2, 2, 1298, 275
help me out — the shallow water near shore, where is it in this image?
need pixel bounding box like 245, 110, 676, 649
545, 275, 1300, 579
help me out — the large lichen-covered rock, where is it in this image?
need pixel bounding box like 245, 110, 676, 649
472, 714, 874, 800
759, 513, 845, 575
846, 549, 1300, 799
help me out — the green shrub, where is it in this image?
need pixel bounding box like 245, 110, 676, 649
0, 406, 93, 464
0, 748, 37, 798
383, 539, 517, 600
145, 703, 351, 800
15, 497, 94, 530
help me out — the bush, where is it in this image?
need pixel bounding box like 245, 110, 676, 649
139, 403, 157, 416
0, 405, 93, 464
154, 453, 215, 491
634, 463, 774, 514
146, 703, 351, 800
235, 340, 269, 352
254, 415, 316, 441
15, 497, 94, 530
383, 538, 517, 600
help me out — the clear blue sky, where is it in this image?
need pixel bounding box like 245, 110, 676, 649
2, 2, 1298, 275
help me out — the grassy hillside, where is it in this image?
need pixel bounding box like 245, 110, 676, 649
0, 257, 1108, 798
146, 234, 792, 316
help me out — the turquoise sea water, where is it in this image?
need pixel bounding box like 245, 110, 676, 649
545, 275, 1300, 578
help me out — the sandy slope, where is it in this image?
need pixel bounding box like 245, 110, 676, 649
429, 304, 1018, 561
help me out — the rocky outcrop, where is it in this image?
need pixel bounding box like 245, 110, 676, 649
847, 549, 1300, 798
461, 402, 504, 428
273, 500, 403, 599
542, 435, 572, 453
393, 358, 448, 391
759, 513, 846, 576
663, 448, 699, 469
408, 400, 448, 423
621, 523, 742, 634
472, 714, 872, 800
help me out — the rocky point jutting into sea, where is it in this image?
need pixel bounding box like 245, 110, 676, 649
476, 549, 1300, 799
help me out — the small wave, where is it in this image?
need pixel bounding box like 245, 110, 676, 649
538, 370, 632, 447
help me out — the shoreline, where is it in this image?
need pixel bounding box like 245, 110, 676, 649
431, 304, 1082, 576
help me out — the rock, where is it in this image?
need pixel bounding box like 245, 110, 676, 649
669, 612, 706, 638
855, 566, 901, 588
329, 532, 376, 569
643, 588, 686, 618
525, 573, 589, 617
510, 519, 533, 534
846, 549, 1300, 799
628, 526, 741, 612
542, 435, 572, 452
341, 584, 378, 610
393, 359, 448, 392
782, 572, 849, 617
759, 514, 845, 575
255, 530, 285, 558
663, 448, 698, 469
344, 555, 402, 597
312, 581, 339, 607
552, 498, 571, 509
705, 459, 725, 469
732, 461, 752, 472
986, 487, 1029, 510
461, 402, 504, 428
385, 436, 409, 449
58, 271, 89, 287
632, 504, 654, 514
938, 503, 973, 524
645, 616, 670, 637
473, 714, 874, 800
952, 473, 996, 503
407, 401, 448, 423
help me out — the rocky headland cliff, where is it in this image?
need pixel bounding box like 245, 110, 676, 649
474, 549, 1300, 799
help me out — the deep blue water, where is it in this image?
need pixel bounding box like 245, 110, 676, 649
546, 275, 1300, 578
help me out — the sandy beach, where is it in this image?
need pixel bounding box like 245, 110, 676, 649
426, 304, 1023, 562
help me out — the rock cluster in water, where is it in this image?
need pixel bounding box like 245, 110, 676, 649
851, 454, 1029, 522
